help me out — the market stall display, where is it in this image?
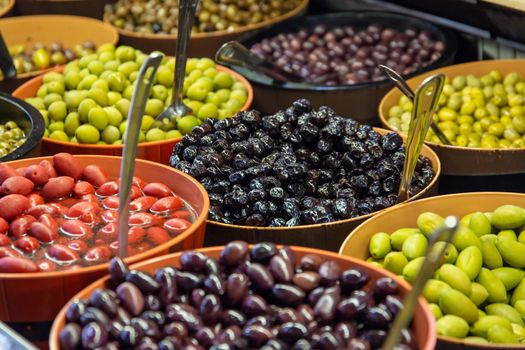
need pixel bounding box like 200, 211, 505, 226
340, 192, 525, 349
0, 15, 119, 92
103, 0, 309, 57
170, 99, 441, 251
0, 155, 208, 336
232, 11, 456, 123
49, 242, 436, 350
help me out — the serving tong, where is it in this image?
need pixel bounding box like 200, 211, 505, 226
382, 216, 460, 350
396, 72, 445, 204
117, 51, 164, 258
379, 65, 451, 146
156, 0, 200, 121
215, 40, 338, 85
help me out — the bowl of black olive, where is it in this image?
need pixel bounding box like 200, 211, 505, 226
232, 11, 456, 124
169, 99, 441, 251
51, 241, 437, 350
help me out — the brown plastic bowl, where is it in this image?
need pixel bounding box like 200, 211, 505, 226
14, 0, 105, 18
109, 0, 309, 57
0, 15, 119, 92
12, 65, 253, 164
204, 127, 441, 252
49, 245, 437, 350
339, 192, 525, 350
0, 0, 14, 18
379, 59, 525, 176
0, 155, 209, 327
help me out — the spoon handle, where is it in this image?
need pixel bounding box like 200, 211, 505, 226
379, 65, 451, 146
378, 65, 415, 100
169, 0, 199, 116
382, 216, 459, 350
397, 74, 445, 203
117, 52, 164, 258
0, 32, 16, 80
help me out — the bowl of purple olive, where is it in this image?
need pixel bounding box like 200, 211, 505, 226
233, 11, 456, 124
168, 99, 441, 252
50, 241, 437, 350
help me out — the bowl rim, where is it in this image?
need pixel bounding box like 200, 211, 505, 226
48, 244, 437, 350
204, 127, 441, 232
233, 10, 458, 91
0, 91, 46, 162
0, 0, 14, 18
12, 63, 253, 149
338, 191, 525, 348
0, 154, 210, 280
379, 58, 525, 153
0, 14, 120, 82
106, 0, 309, 40
339, 191, 525, 255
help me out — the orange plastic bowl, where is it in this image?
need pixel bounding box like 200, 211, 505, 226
49, 245, 437, 350
12, 65, 253, 164
0, 155, 209, 329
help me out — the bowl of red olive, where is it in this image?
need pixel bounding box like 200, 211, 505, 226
50, 241, 437, 350
234, 11, 456, 124
169, 99, 441, 252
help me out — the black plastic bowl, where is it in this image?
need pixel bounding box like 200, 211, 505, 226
0, 92, 44, 162
235, 11, 457, 124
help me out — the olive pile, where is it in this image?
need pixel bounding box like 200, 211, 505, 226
24, 44, 248, 144
368, 205, 525, 344
0, 120, 26, 157
170, 99, 435, 226
388, 70, 525, 148
250, 24, 445, 85
104, 0, 302, 34
59, 241, 417, 350
8, 41, 96, 76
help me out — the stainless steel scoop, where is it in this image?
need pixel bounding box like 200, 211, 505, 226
156, 0, 200, 121
117, 52, 164, 258
382, 216, 460, 350
397, 73, 445, 204
379, 65, 451, 145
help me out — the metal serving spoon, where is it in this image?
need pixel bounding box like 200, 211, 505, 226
156, 0, 199, 121
379, 65, 451, 145
397, 73, 445, 204
382, 216, 460, 350
117, 52, 164, 258
215, 41, 338, 85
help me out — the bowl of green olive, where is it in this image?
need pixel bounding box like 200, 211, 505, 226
379, 59, 525, 192
0, 91, 45, 161
13, 45, 253, 165
102, 0, 309, 57
0, 15, 119, 92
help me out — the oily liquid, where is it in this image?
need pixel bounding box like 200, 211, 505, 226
14, 189, 197, 271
